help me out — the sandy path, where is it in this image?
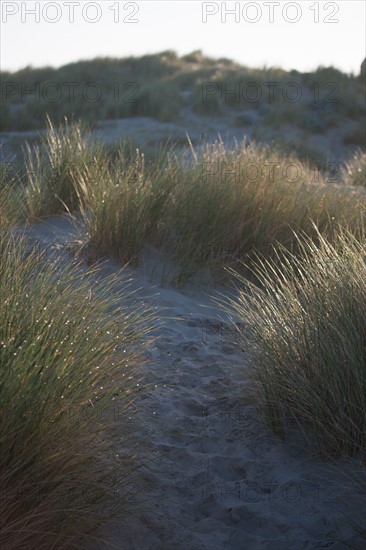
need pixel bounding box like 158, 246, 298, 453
17, 215, 365, 550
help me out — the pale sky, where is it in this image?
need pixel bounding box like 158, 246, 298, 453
1, 1, 365, 74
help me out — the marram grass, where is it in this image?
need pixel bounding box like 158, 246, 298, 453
14, 119, 365, 283
73, 131, 365, 282
23, 115, 106, 221
0, 229, 153, 549
225, 226, 366, 458
341, 150, 366, 188
0, 154, 25, 229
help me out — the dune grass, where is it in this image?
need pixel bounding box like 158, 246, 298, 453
2, 52, 364, 132
224, 227, 366, 458
74, 144, 173, 265
22, 116, 106, 220
1, 117, 365, 545
88, 137, 366, 283
158, 140, 365, 281
0, 156, 25, 229
16, 120, 365, 283
341, 150, 366, 188
0, 229, 153, 549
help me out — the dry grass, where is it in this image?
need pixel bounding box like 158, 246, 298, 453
71, 132, 365, 282
15, 120, 365, 283
23, 116, 106, 220
0, 151, 25, 229
341, 150, 366, 188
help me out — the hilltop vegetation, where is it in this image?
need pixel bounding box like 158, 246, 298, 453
1, 50, 365, 151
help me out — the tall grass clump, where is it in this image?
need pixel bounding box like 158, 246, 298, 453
26, 121, 365, 283
225, 227, 366, 458
0, 160, 24, 229
75, 134, 365, 282
76, 144, 179, 265
0, 230, 152, 549
341, 150, 366, 188
161, 139, 365, 282
23, 116, 106, 220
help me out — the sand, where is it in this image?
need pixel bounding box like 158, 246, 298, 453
1, 99, 361, 167
14, 215, 366, 550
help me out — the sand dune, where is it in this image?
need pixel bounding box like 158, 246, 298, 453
17, 215, 365, 550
